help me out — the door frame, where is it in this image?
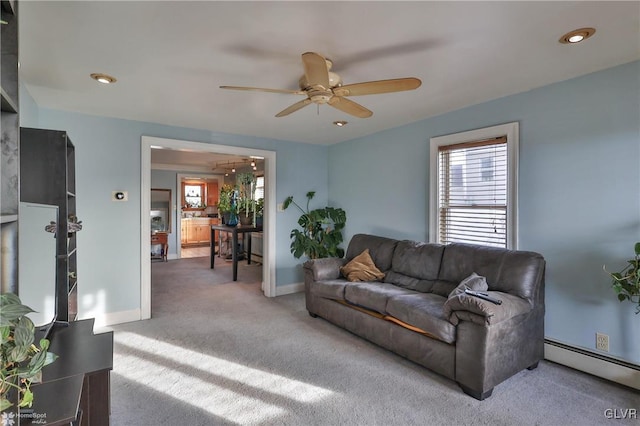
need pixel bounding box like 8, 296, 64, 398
141, 136, 277, 320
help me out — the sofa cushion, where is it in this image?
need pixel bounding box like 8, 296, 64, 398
391, 240, 445, 281
309, 279, 349, 300
340, 249, 385, 282
346, 234, 398, 272
344, 282, 415, 314
384, 271, 436, 293
438, 243, 503, 287
438, 243, 545, 306
386, 293, 456, 344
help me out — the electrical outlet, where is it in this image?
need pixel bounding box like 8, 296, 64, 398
596, 332, 609, 352
277, 203, 285, 212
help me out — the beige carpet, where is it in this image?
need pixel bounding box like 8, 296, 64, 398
108, 257, 638, 425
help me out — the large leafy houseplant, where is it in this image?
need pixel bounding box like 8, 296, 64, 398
1, 293, 58, 412
604, 242, 640, 314
283, 191, 346, 259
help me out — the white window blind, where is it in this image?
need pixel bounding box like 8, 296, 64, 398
254, 176, 265, 200
438, 137, 508, 248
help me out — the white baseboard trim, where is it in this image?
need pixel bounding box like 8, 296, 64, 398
276, 282, 304, 296
544, 341, 640, 390
81, 308, 142, 330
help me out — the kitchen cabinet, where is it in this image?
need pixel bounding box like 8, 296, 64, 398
207, 181, 219, 207
181, 218, 220, 246
181, 221, 187, 245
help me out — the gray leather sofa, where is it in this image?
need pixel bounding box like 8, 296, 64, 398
303, 234, 546, 400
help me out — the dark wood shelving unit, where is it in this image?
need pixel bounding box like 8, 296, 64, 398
20, 128, 79, 322
0, 0, 19, 295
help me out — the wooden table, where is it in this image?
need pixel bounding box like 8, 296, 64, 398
210, 224, 262, 281
151, 232, 168, 262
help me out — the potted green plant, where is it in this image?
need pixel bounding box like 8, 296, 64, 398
236, 173, 257, 226
1, 293, 58, 412
282, 191, 346, 259
255, 198, 264, 227
604, 242, 640, 314
217, 184, 238, 226
237, 199, 256, 226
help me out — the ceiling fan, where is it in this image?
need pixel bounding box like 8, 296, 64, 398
220, 52, 421, 118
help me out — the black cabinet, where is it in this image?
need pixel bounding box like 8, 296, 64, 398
20, 128, 79, 321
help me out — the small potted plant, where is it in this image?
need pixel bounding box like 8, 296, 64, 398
255, 198, 264, 227
1, 293, 58, 413
217, 184, 238, 226
604, 242, 640, 314
282, 191, 346, 259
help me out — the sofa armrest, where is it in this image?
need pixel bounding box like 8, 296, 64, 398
445, 292, 531, 326
303, 258, 347, 281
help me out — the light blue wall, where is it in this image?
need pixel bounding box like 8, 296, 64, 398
329, 61, 640, 363
19, 84, 39, 127
32, 108, 328, 317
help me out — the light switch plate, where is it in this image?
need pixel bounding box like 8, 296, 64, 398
112, 191, 128, 201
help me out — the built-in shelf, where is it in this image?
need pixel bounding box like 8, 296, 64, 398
58, 248, 77, 259
1, 0, 16, 14
1, 87, 18, 113
1, 0, 18, 295
21, 128, 78, 321
1, 214, 18, 223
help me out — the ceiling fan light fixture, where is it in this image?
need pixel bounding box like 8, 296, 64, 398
559, 28, 596, 44
90, 73, 117, 84
333, 120, 348, 127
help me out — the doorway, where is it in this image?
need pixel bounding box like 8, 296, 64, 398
176, 173, 223, 260
141, 136, 277, 320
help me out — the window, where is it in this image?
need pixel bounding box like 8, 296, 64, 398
181, 182, 205, 209
254, 175, 265, 201
429, 122, 518, 249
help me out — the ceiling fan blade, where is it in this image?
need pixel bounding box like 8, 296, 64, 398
328, 96, 373, 118
275, 98, 312, 117
301, 52, 330, 88
333, 78, 421, 97
220, 85, 305, 95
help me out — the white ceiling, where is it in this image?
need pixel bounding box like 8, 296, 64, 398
150, 148, 259, 172
19, 1, 640, 146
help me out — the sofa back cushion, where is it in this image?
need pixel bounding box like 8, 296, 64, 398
346, 234, 398, 272
384, 240, 445, 293
438, 243, 545, 305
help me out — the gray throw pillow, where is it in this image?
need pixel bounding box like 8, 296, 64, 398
448, 272, 488, 298
443, 273, 489, 321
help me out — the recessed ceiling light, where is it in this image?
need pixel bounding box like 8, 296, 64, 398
333, 120, 348, 127
559, 28, 596, 44
90, 73, 117, 84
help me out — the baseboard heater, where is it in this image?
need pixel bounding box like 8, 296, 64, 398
544, 338, 640, 390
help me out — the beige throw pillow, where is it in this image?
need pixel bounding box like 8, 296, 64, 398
340, 249, 385, 282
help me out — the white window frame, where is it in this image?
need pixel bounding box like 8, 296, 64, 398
429, 122, 519, 249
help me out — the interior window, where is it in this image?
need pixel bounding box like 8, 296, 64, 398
184, 184, 203, 208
